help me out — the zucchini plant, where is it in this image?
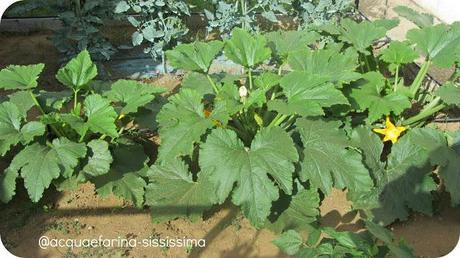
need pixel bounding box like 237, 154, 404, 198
150, 15, 460, 248
274, 220, 414, 257
0, 50, 165, 206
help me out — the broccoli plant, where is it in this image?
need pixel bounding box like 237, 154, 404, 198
0, 50, 165, 206
8, 0, 118, 60
294, 0, 355, 29
204, 0, 294, 38
115, 0, 190, 73
54, 0, 118, 60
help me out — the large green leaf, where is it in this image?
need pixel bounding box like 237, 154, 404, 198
269, 186, 320, 233
380, 41, 418, 72
7, 138, 86, 202
337, 19, 389, 54
349, 128, 437, 225
272, 230, 303, 256
145, 159, 216, 223
269, 72, 349, 117
56, 50, 98, 90
246, 72, 281, 108
200, 127, 298, 228
0, 102, 46, 155
394, 5, 434, 28
36, 90, 73, 113
84, 94, 119, 137
349, 72, 411, 122
156, 88, 228, 162
265, 30, 320, 60
296, 119, 373, 195
105, 80, 165, 115
224, 28, 271, 68
407, 22, 460, 68
435, 131, 460, 206
94, 142, 148, 207
0, 64, 45, 90
365, 221, 415, 258
8, 91, 35, 118
82, 140, 113, 177
62, 95, 118, 139
166, 41, 223, 73
435, 82, 460, 106
181, 72, 215, 96
288, 48, 360, 85
0, 169, 19, 203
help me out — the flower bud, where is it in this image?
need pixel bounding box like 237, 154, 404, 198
239, 86, 248, 98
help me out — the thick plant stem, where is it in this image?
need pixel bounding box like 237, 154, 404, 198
29, 91, 63, 137
73, 90, 79, 111
394, 65, 399, 91
240, 0, 248, 30
410, 61, 431, 97
162, 52, 167, 74
206, 74, 220, 93
268, 114, 287, 127
403, 102, 446, 126
248, 69, 253, 90
74, 0, 82, 17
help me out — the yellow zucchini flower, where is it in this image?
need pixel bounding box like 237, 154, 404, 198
373, 116, 407, 144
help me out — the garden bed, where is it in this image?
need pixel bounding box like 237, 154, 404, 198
1, 1, 460, 258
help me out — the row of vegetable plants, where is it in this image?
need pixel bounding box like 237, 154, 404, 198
1, 4, 460, 257
5, 0, 355, 62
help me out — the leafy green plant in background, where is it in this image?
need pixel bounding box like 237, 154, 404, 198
54, 0, 118, 60
295, 0, 355, 28
0, 50, 165, 205
204, 0, 294, 38
115, 0, 190, 73
7, 0, 118, 60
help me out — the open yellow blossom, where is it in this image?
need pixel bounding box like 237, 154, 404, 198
373, 117, 407, 144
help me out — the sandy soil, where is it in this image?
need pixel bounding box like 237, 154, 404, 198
1, 184, 459, 258
0, 184, 287, 258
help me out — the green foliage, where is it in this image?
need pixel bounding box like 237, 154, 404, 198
8, 139, 86, 202
349, 72, 411, 122
274, 221, 414, 258
115, 0, 190, 65
224, 28, 272, 68
273, 221, 415, 258
0, 50, 164, 204
56, 50, 98, 91
149, 11, 460, 256
204, 0, 295, 38
407, 22, 460, 68
166, 40, 223, 73
204, 0, 355, 37
0, 64, 45, 90
3, 7, 460, 258
200, 127, 298, 228
394, 5, 434, 28
146, 158, 215, 223
9, 0, 117, 59
296, 119, 373, 194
